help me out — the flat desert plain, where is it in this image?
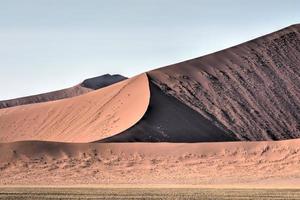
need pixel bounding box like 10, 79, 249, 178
1, 187, 300, 199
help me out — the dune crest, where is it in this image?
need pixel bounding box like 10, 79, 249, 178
0, 74, 150, 143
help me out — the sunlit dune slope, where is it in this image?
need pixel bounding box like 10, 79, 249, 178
0, 74, 149, 143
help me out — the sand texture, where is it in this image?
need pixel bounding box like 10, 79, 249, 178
149, 24, 300, 141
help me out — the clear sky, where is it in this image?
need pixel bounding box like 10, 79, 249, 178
0, 0, 300, 100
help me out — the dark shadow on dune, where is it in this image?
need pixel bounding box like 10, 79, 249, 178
99, 77, 237, 143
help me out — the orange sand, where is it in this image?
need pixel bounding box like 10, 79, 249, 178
0, 74, 150, 143
0, 139, 299, 186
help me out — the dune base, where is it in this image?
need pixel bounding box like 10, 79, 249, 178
1, 139, 300, 187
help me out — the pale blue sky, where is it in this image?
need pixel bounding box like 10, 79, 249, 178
0, 0, 300, 100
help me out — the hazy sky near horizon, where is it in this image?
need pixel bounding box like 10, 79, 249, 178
0, 0, 300, 99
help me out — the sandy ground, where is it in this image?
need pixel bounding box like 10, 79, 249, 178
0, 139, 300, 187
0, 74, 149, 143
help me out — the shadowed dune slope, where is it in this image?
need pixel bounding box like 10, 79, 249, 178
1, 139, 300, 186
101, 80, 237, 142
149, 24, 300, 141
0, 74, 149, 143
0, 74, 126, 109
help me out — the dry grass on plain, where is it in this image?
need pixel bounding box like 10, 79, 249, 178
1, 187, 300, 200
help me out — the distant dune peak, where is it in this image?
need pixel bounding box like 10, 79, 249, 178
81, 74, 127, 90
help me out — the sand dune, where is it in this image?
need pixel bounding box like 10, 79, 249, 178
149, 24, 300, 141
0, 74, 126, 109
0, 74, 149, 143
0, 74, 236, 143
0, 139, 300, 186
1, 25, 300, 143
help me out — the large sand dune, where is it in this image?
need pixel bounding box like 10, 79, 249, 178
149, 24, 300, 141
0, 74, 149, 143
0, 139, 299, 186
1, 25, 300, 143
